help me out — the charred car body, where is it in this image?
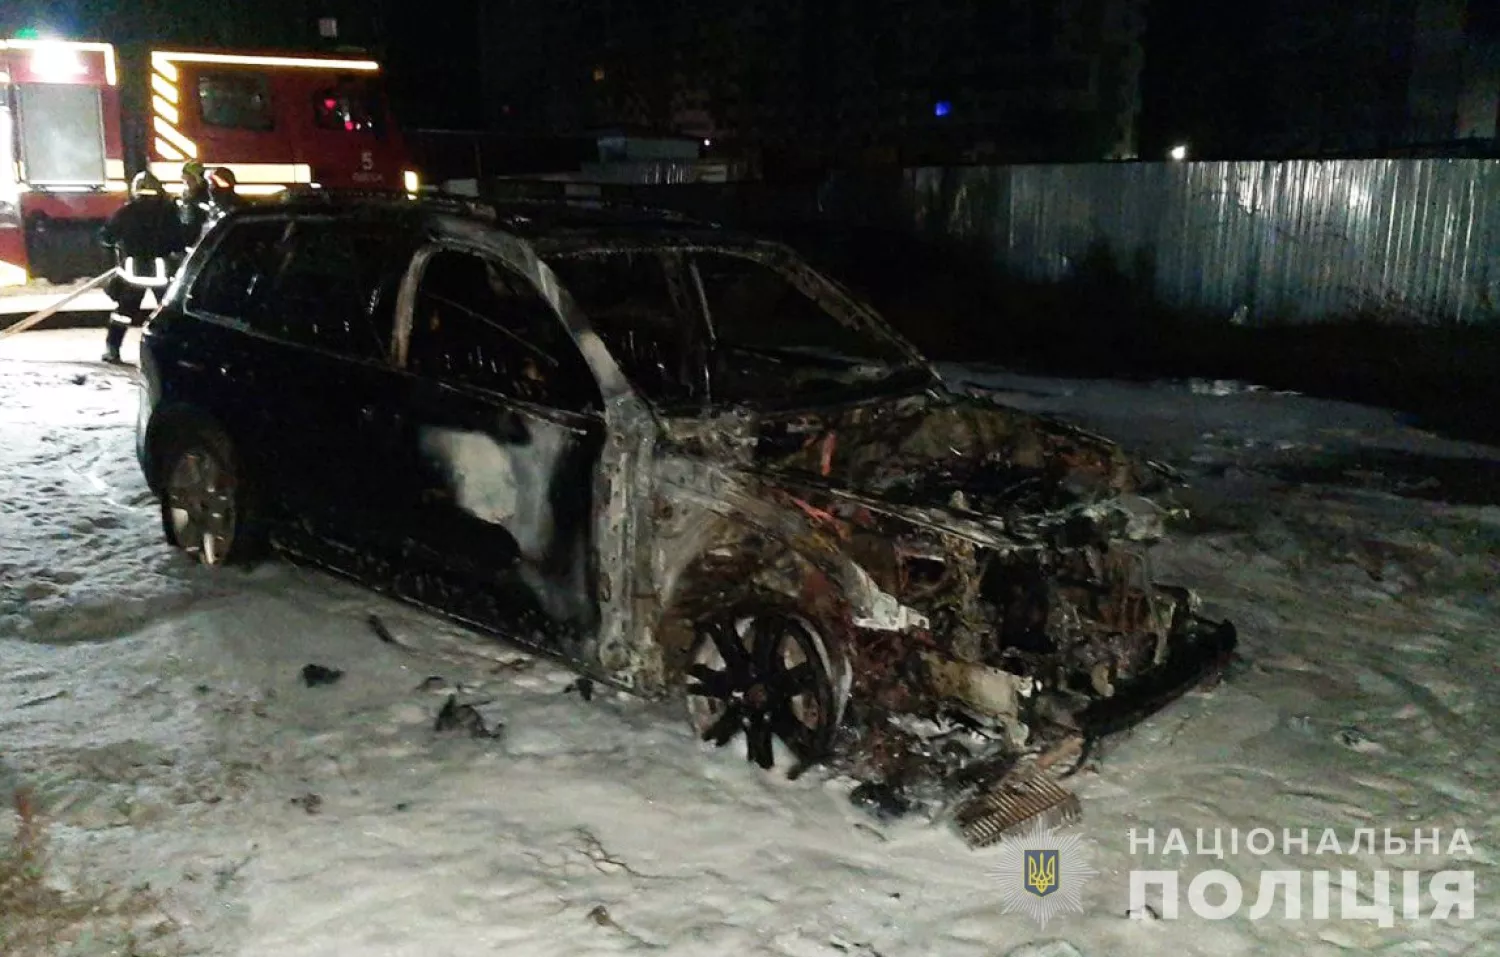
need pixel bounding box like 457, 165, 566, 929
135, 193, 1235, 837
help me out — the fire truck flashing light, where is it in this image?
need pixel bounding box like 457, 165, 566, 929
0, 38, 118, 85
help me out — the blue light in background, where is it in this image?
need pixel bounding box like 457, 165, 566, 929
933, 100, 952, 118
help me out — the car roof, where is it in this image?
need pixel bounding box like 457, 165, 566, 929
262, 190, 763, 255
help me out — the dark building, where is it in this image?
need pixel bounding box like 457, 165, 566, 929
1142, 0, 1500, 159
478, 0, 1149, 165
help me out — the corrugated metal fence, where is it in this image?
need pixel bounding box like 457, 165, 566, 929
906, 160, 1500, 325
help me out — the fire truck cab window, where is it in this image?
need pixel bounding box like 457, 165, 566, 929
313, 83, 381, 133
409, 250, 600, 412
198, 73, 274, 131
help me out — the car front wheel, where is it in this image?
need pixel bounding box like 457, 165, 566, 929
684, 600, 841, 775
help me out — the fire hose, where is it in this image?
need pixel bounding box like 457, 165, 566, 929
0, 268, 120, 340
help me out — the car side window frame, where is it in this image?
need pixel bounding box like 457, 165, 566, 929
181, 215, 292, 326
257, 214, 413, 364
542, 248, 710, 410
392, 241, 604, 416
181, 213, 411, 371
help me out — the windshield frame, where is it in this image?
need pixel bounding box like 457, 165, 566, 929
543, 239, 939, 413
689, 243, 940, 412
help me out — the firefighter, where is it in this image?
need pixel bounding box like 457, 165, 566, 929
177, 160, 210, 245
98, 171, 186, 365
203, 166, 243, 228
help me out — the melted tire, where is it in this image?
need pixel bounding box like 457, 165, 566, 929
684, 598, 840, 774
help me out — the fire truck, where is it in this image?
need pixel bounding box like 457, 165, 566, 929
2, 36, 416, 286
0, 38, 125, 285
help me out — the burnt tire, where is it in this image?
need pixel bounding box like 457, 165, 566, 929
156, 419, 265, 566
684, 599, 841, 775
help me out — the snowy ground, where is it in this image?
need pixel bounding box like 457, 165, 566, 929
2, 329, 1498, 956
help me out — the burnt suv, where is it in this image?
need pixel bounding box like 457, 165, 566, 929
136, 193, 1234, 825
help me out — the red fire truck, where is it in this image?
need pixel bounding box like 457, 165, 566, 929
0, 38, 126, 285
2, 37, 416, 286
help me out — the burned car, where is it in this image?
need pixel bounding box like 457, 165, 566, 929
136, 194, 1234, 838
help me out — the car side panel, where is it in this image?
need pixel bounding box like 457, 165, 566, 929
138, 309, 282, 495
396, 378, 606, 656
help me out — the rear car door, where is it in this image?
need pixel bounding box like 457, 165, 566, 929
236, 214, 416, 548
394, 246, 607, 654
174, 212, 413, 546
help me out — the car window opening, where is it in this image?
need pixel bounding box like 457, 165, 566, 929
692, 252, 917, 406
412, 250, 600, 412
545, 251, 703, 405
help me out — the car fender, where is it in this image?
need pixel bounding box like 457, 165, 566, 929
646, 468, 930, 725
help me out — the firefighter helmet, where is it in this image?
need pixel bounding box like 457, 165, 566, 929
129, 171, 164, 199
206, 166, 237, 195
181, 160, 206, 188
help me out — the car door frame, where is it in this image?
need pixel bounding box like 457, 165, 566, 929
389, 235, 662, 672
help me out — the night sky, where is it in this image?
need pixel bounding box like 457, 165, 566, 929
4, 0, 1495, 155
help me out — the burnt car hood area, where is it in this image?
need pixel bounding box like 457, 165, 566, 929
652, 383, 1236, 827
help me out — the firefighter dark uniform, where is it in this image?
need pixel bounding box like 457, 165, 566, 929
99, 171, 187, 364
177, 160, 211, 246
202, 166, 243, 232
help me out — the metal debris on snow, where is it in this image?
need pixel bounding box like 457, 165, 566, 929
434, 693, 504, 738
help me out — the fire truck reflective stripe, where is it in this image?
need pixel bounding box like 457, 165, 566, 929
144, 177, 286, 197
105, 159, 126, 179
0, 261, 27, 287
150, 72, 177, 104
149, 162, 310, 185
106, 180, 127, 192
150, 50, 379, 71
150, 57, 178, 82
225, 164, 306, 183
154, 138, 186, 162
152, 95, 179, 126
152, 117, 198, 159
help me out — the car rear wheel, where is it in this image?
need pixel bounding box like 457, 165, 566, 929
684, 601, 840, 775
158, 422, 262, 566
